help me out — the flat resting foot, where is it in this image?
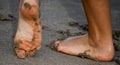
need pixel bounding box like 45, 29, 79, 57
50, 35, 114, 61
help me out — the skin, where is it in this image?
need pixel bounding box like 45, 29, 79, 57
14, 0, 42, 58
53, 0, 115, 61
15, 0, 114, 61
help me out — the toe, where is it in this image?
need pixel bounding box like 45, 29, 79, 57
15, 48, 26, 59
50, 39, 63, 51
18, 43, 31, 51
15, 40, 33, 52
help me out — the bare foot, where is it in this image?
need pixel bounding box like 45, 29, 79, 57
14, 0, 42, 59
53, 35, 114, 61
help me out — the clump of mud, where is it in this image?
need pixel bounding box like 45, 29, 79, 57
42, 25, 48, 29
79, 24, 88, 31
0, 13, 15, 21
71, 32, 85, 36
56, 29, 70, 36
42, 25, 51, 31
68, 21, 79, 27
113, 30, 120, 51
113, 30, 120, 41
113, 40, 120, 51
112, 30, 120, 64
56, 29, 85, 37
68, 21, 88, 31
114, 56, 120, 65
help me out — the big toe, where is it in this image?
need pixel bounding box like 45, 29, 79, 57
15, 48, 26, 59
50, 39, 63, 51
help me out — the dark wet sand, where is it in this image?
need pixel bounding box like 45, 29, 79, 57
0, 0, 119, 65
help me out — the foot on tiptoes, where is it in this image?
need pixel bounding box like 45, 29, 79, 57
51, 35, 114, 61
14, 0, 42, 59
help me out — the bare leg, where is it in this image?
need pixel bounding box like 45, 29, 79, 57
14, 0, 42, 58
53, 0, 114, 61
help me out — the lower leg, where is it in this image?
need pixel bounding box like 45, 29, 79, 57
82, 0, 114, 61
14, 0, 42, 58
82, 0, 113, 46
53, 0, 114, 61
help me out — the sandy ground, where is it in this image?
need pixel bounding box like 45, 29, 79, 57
0, 0, 119, 65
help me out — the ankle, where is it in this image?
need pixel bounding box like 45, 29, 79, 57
87, 35, 114, 61
89, 35, 112, 46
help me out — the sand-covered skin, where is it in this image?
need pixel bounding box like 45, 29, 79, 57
14, 0, 42, 58
0, 0, 119, 65
49, 21, 120, 64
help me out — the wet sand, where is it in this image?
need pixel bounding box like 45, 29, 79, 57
0, 0, 119, 65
